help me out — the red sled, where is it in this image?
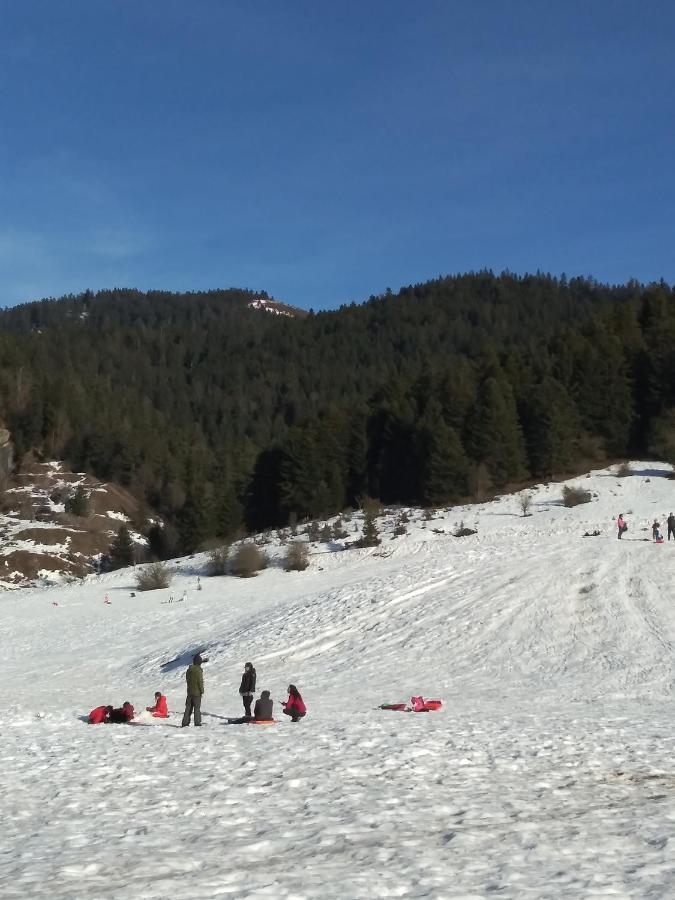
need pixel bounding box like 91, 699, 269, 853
424, 700, 443, 710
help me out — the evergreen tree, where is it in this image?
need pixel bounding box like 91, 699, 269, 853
465, 376, 527, 484
418, 400, 469, 505
520, 378, 580, 477
110, 525, 134, 568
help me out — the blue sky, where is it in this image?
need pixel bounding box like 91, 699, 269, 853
0, 1, 673, 310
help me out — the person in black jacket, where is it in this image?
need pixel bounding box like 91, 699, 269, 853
239, 662, 256, 718
254, 690, 273, 721
668, 513, 675, 541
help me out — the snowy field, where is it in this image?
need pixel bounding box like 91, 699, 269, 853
3, 463, 675, 898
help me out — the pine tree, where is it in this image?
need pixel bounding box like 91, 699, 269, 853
110, 525, 134, 568
418, 400, 469, 505
520, 378, 579, 477
465, 376, 527, 485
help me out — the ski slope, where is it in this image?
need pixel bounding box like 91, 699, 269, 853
3, 463, 675, 898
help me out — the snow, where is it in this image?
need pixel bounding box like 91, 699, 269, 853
3, 462, 675, 897
104, 510, 129, 522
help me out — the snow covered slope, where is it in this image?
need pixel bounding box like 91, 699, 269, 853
3, 462, 675, 898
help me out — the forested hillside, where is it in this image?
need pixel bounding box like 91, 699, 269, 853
0, 273, 673, 555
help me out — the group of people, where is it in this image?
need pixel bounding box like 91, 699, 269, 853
181, 656, 307, 727
88, 700, 138, 724
616, 513, 675, 542
87, 657, 306, 727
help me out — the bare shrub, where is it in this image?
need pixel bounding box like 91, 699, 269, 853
135, 562, 172, 591
562, 486, 592, 507
398, 510, 410, 524
359, 496, 384, 519
232, 543, 268, 578
319, 523, 332, 543
616, 462, 632, 477
519, 494, 533, 516
393, 524, 407, 537
206, 544, 230, 576
284, 541, 310, 571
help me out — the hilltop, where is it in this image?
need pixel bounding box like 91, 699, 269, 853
3, 462, 675, 897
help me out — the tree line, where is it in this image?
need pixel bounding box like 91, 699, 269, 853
0, 273, 673, 556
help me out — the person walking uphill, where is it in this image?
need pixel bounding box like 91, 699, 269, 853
182, 654, 204, 727
239, 662, 256, 719
617, 514, 627, 539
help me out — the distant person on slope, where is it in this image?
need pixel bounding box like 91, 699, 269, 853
668, 513, 675, 541
89, 705, 113, 724
617, 514, 627, 539
239, 662, 257, 719
652, 520, 661, 541
181, 654, 204, 727
282, 684, 306, 722
146, 692, 168, 718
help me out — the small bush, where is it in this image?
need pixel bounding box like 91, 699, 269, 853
398, 510, 410, 524
305, 521, 320, 542
562, 486, 592, 507
454, 521, 477, 537
616, 462, 632, 477
319, 523, 332, 543
232, 543, 268, 578
284, 541, 310, 571
332, 518, 348, 539
393, 524, 407, 537
135, 562, 172, 591
206, 544, 230, 576
423, 508, 436, 521
519, 494, 533, 516
65, 485, 91, 517
354, 511, 381, 547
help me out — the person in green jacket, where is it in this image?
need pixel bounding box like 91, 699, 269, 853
181, 653, 204, 727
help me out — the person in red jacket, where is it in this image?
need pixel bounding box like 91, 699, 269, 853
89, 705, 113, 724
282, 684, 306, 722
146, 692, 168, 718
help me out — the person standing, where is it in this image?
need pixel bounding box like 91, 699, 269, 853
668, 513, 675, 541
239, 662, 256, 719
182, 653, 204, 727
652, 520, 661, 542
282, 684, 306, 722
617, 514, 627, 539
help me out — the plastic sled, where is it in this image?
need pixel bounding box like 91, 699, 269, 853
425, 700, 443, 711
379, 703, 409, 711
249, 719, 276, 725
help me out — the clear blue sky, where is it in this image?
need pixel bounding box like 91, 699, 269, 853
0, 1, 673, 310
